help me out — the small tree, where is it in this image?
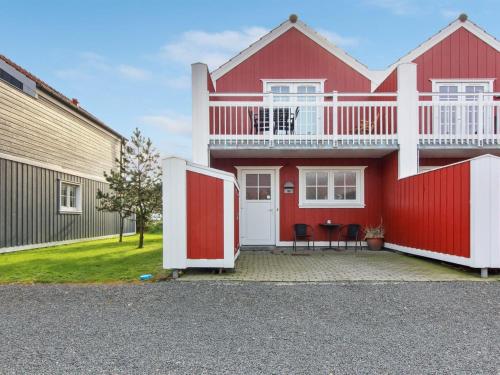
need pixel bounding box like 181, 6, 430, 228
126, 128, 162, 248
96, 139, 134, 242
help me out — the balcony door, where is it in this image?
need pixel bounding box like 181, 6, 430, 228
265, 81, 322, 135
435, 81, 491, 136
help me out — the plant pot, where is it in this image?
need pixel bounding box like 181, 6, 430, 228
366, 238, 384, 251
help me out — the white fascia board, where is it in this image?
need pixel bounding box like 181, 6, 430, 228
211, 20, 373, 84
375, 19, 500, 91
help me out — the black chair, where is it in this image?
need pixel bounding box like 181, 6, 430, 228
290, 107, 300, 134
340, 224, 362, 252
273, 107, 290, 134
248, 108, 270, 134
293, 224, 314, 251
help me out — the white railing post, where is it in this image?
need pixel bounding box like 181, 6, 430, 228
269, 92, 274, 145
332, 91, 338, 145
192, 63, 210, 166
478, 92, 484, 145
397, 63, 419, 178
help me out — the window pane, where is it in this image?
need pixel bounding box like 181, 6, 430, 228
305, 172, 316, 186
317, 187, 328, 200
259, 187, 271, 200
345, 172, 356, 186
306, 187, 316, 200
333, 172, 345, 186
345, 186, 357, 200
246, 187, 258, 200
317, 172, 328, 186
259, 174, 270, 187
246, 174, 258, 187
334, 187, 345, 200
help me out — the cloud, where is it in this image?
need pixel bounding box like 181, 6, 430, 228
138, 113, 191, 136
162, 75, 190, 89
160, 27, 268, 70
317, 29, 360, 47
117, 64, 151, 80
365, 0, 418, 15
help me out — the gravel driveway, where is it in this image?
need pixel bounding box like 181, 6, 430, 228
0, 282, 499, 374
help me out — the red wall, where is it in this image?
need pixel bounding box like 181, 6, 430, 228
374, 27, 500, 93
186, 171, 224, 259
211, 157, 383, 241
382, 152, 471, 257
414, 27, 500, 92
215, 28, 371, 93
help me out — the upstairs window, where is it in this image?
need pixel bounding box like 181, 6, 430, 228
298, 166, 366, 208
0, 68, 23, 90
59, 181, 82, 214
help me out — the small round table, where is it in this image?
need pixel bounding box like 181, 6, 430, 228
319, 223, 342, 249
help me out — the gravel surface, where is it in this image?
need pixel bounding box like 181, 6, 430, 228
0, 282, 499, 374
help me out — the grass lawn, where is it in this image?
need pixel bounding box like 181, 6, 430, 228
0, 234, 164, 284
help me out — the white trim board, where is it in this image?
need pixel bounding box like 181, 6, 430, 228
0, 232, 136, 254
211, 19, 372, 84
376, 19, 500, 90
385, 242, 473, 267
0, 152, 108, 183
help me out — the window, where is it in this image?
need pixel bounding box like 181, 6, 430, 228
298, 167, 366, 208
0, 68, 23, 90
264, 80, 323, 135
245, 173, 271, 201
59, 181, 82, 213
432, 80, 493, 135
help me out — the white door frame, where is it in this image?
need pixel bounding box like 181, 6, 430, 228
236, 166, 282, 246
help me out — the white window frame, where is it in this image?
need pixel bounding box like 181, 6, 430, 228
297, 166, 366, 208
59, 180, 82, 214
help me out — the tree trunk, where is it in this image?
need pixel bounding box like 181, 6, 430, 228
138, 217, 145, 249
119, 216, 124, 242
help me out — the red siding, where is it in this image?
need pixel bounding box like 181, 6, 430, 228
374, 27, 500, 93
382, 152, 471, 257
211, 158, 382, 241
186, 171, 224, 259
215, 28, 371, 93
414, 27, 500, 92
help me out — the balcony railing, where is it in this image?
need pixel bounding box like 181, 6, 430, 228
208, 92, 398, 147
418, 92, 500, 146
207, 92, 500, 148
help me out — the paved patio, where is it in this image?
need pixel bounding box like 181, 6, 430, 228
179, 248, 495, 281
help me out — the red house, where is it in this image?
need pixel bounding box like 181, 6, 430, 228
163, 15, 500, 277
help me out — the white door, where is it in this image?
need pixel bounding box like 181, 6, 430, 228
240, 170, 276, 245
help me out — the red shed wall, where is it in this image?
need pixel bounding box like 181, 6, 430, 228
215, 28, 371, 93
186, 171, 224, 259
382, 152, 471, 257
211, 157, 382, 242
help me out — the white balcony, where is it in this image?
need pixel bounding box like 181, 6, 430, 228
206, 91, 500, 151
208, 92, 398, 149
418, 92, 500, 146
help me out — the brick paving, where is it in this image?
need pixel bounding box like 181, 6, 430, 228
179, 248, 493, 281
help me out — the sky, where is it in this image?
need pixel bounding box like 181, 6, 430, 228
1, 0, 500, 159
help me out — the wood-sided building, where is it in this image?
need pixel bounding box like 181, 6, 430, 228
0, 54, 135, 253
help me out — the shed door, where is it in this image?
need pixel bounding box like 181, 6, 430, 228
240, 170, 276, 245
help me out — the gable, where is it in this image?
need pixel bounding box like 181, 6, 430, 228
413, 27, 500, 91
215, 27, 371, 93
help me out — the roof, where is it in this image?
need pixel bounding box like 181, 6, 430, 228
210, 17, 374, 85
375, 18, 500, 89
0, 54, 124, 139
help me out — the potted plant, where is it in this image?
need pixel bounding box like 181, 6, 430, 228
364, 222, 385, 250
